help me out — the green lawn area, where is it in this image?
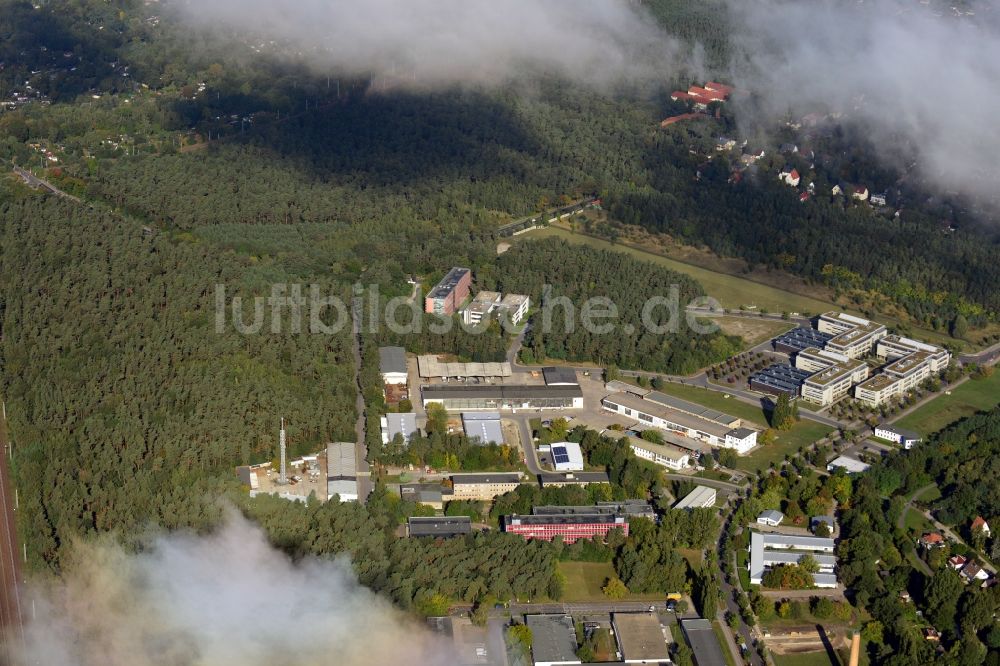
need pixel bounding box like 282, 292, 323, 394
735, 421, 833, 474
737, 546, 752, 590
650, 382, 834, 473
773, 652, 841, 666
895, 372, 1000, 436
519, 225, 955, 346
521, 226, 836, 314
558, 561, 665, 603
903, 508, 935, 536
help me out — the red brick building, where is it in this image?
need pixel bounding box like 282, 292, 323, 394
424, 267, 472, 316
502, 513, 629, 543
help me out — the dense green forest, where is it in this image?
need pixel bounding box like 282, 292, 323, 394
243, 489, 560, 612
0, 185, 359, 568
493, 238, 743, 372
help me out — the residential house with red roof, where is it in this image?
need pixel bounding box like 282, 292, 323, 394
971, 516, 991, 537
919, 532, 945, 548
779, 166, 801, 187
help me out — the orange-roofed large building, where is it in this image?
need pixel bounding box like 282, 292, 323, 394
672, 81, 734, 110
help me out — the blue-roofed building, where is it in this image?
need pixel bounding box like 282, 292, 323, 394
772, 327, 834, 354
749, 363, 813, 397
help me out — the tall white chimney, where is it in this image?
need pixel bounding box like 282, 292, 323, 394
278, 417, 287, 485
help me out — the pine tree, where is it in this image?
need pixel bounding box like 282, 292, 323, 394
771, 393, 796, 430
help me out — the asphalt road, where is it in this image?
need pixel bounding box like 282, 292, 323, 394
686, 306, 811, 327
717, 520, 765, 666
12, 164, 80, 202
959, 339, 1000, 366
508, 414, 543, 475
451, 599, 690, 616
662, 473, 746, 493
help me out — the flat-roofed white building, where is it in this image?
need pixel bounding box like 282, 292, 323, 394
883, 351, 934, 391
817, 312, 887, 359
827, 455, 870, 474
423, 384, 583, 411
611, 612, 671, 664
601, 393, 758, 453
461, 412, 504, 445
526, 615, 581, 666
856, 335, 947, 406
801, 361, 868, 405
497, 293, 530, 325
625, 436, 691, 471
673, 485, 717, 510
749, 531, 838, 588
794, 347, 870, 405
550, 441, 585, 472
854, 373, 902, 406
460, 291, 529, 327
877, 335, 951, 372
874, 424, 922, 449
461, 290, 502, 326
381, 412, 418, 444
794, 347, 850, 373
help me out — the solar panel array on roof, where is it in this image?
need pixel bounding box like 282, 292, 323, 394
750, 363, 813, 395
550, 442, 584, 471
772, 327, 834, 353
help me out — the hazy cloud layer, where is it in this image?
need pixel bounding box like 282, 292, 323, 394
728, 0, 1000, 200
170, 0, 1000, 200
13, 514, 454, 666
173, 0, 685, 88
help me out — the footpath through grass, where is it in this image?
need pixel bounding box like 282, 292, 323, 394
895, 372, 1000, 436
